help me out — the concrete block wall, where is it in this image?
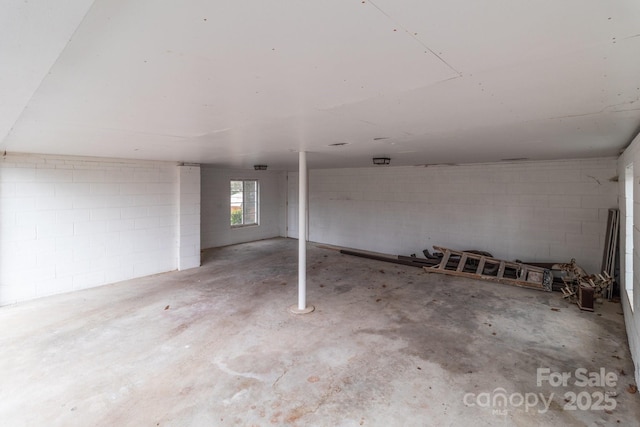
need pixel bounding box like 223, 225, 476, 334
200, 168, 286, 248
618, 133, 640, 385
0, 153, 179, 305
288, 158, 618, 274
178, 165, 201, 270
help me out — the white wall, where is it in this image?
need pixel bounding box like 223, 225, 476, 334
287, 170, 299, 239
618, 135, 640, 386
200, 168, 286, 248
178, 165, 201, 270
288, 158, 618, 274
0, 153, 180, 305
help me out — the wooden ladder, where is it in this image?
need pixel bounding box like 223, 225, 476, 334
424, 246, 552, 291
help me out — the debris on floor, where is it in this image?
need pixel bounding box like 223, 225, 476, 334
558, 258, 614, 312
4, 238, 640, 426
340, 248, 495, 271
339, 248, 437, 268
341, 244, 615, 306
342, 246, 552, 291
423, 246, 552, 292
601, 208, 620, 300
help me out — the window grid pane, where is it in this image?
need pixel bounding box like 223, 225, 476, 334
231, 180, 258, 227
230, 180, 244, 225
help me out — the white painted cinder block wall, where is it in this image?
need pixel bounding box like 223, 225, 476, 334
0, 153, 181, 305
200, 168, 286, 249
617, 133, 640, 386
178, 165, 201, 270
288, 158, 618, 274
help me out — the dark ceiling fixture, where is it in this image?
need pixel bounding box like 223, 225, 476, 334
328, 142, 348, 146
254, 165, 268, 170
372, 157, 391, 165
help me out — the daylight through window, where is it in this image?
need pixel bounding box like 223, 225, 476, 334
230, 180, 258, 227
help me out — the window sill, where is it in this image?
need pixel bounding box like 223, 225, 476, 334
231, 224, 259, 229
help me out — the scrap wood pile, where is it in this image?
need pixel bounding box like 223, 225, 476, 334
339, 247, 497, 270
340, 246, 553, 292
340, 211, 620, 311
557, 209, 619, 311
340, 245, 615, 310
557, 258, 614, 312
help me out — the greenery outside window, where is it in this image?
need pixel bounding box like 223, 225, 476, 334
230, 180, 258, 227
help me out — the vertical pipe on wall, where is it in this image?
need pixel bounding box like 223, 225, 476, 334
298, 151, 307, 310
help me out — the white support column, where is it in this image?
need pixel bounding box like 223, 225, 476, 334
178, 164, 201, 270
290, 151, 314, 314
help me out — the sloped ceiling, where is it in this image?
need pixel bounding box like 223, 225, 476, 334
1, 0, 640, 169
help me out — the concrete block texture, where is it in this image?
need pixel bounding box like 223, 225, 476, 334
0, 153, 181, 305
617, 131, 640, 386
288, 158, 619, 275
200, 168, 286, 249
178, 165, 201, 271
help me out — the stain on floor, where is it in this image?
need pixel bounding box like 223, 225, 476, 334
0, 238, 638, 426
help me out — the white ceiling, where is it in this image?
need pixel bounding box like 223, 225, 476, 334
2, 0, 640, 170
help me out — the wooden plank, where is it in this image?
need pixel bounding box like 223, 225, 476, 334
602, 208, 620, 277
610, 209, 619, 276
601, 209, 614, 273
519, 266, 527, 281
577, 284, 595, 311
609, 210, 619, 300
439, 250, 451, 270
456, 254, 468, 272
423, 266, 547, 291
397, 256, 464, 270
433, 246, 460, 256
427, 246, 551, 290
397, 256, 438, 266
340, 249, 425, 268
460, 251, 482, 260
497, 261, 506, 278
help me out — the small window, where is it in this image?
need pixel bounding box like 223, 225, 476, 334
230, 180, 258, 227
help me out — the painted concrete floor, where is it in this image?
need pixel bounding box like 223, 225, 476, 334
1, 237, 639, 427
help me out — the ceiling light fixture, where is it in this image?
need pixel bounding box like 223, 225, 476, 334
328, 142, 348, 146
254, 164, 268, 170
372, 157, 391, 165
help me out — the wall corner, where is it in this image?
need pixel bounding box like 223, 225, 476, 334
178, 164, 201, 270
